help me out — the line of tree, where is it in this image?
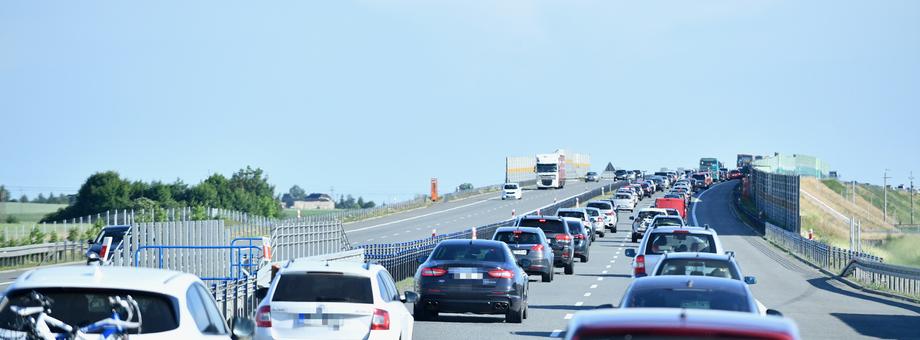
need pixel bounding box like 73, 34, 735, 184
335, 194, 376, 209
0, 186, 71, 204
40, 166, 282, 222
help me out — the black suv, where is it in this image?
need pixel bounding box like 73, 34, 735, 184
515, 216, 575, 275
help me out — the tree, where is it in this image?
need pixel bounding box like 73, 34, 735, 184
361, 200, 376, 209
36, 193, 46, 203
458, 183, 474, 191
42, 171, 133, 222
289, 185, 307, 201
0, 185, 9, 202
19, 194, 28, 203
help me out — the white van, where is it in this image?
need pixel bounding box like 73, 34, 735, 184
502, 183, 523, 200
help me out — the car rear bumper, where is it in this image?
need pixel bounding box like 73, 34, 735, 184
419, 295, 523, 314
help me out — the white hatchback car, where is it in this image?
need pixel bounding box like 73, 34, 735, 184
0, 266, 245, 339
625, 225, 725, 278
502, 183, 523, 200
255, 261, 416, 340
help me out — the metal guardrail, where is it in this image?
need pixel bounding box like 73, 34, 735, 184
764, 223, 920, 298
360, 181, 626, 282
0, 241, 87, 268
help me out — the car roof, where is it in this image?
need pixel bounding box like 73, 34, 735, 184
7, 266, 199, 294
494, 226, 545, 236
283, 259, 384, 275
568, 308, 799, 339
659, 252, 733, 261
437, 239, 508, 248
561, 217, 583, 224
557, 208, 586, 213
629, 275, 747, 292
586, 200, 613, 206
648, 225, 719, 236
638, 208, 667, 213
520, 215, 564, 221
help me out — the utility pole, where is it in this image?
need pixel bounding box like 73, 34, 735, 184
910, 171, 915, 225
884, 169, 891, 224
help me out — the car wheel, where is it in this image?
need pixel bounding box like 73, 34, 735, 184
506, 306, 524, 323
632, 234, 638, 243
541, 270, 552, 282
583, 254, 590, 263
599, 231, 605, 238
413, 303, 434, 321
613, 227, 617, 233
564, 262, 574, 275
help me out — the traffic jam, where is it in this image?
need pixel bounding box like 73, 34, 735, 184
0, 161, 800, 340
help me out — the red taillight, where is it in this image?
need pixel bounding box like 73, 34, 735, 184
555, 234, 572, 242
530, 244, 544, 251
538, 219, 546, 222
513, 230, 523, 234
488, 269, 514, 279
370, 308, 390, 330
256, 305, 272, 328
420, 267, 447, 277
635, 255, 646, 276
574, 234, 586, 240
673, 230, 689, 234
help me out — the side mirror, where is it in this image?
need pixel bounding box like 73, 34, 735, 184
230, 317, 255, 340
744, 276, 757, 285
86, 239, 94, 245
401, 291, 419, 304
624, 248, 637, 257
417, 256, 427, 264
725, 251, 735, 257
766, 309, 783, 317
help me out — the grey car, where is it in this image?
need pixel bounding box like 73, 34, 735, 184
585, 171, 599, 182
493, 226, 555, 282
562, 217, 591, 263
515, 216, 575, 275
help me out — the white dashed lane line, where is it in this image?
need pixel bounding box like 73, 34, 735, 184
575, 301, 584, 306
550, 330, 563, 338
597, 277, 604, 281
590, 284, 597, 289
564, 313, 573, 320
584, 292, 592, 297
602, 270, 608, 274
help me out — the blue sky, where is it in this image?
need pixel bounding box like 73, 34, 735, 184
2, 1, 918, 203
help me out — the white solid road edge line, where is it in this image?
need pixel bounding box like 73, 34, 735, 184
691, 181, 729, 226
346, 198, 491, 233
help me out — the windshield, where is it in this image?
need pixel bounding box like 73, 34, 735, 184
584, 209, 599, 217
430, 243, 507, 262
503, 184, 518, 190
587, 202, 612, 210
692, 174, 707, 181
537, 164, 558, 173
494, 231, 541, 245
645, 233, 716, 255
587, 172, 597, 176
273, 273, 373, 303
623, 286, 751, 312
0, 288, 177, 334
652, 218, 683, 227
519, 218, 566, 234
656, 259, 740, 280
557, 211, 586, 219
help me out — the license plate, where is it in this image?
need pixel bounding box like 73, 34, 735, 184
454, 272, 483, 279
512, 250, 527, 255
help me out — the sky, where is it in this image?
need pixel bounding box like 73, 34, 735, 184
1, 0, 919, 203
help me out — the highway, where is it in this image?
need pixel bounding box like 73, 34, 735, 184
396, 181, 920, 339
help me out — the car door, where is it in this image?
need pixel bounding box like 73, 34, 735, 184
379, 271, 412, 339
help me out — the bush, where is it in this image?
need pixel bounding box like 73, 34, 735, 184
66, 228, 80, 242
4, 215, 18, 224
82, 219, 105, 242
28, 227, 46, 245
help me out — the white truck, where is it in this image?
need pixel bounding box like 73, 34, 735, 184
536, 153, 566, 189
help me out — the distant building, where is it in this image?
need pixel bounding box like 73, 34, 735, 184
288, 193, 335, 210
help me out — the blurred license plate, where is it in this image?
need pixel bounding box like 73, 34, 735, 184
512, 250, 527, 255
455, 272, 482, 279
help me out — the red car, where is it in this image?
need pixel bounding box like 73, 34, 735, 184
565, 308, 800, 340
728, 169, 743, 180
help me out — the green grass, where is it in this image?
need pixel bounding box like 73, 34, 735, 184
396, 277, 415, 293
821, 179, 848, 197
280, 208, 343, 219
0, 202, 67, 223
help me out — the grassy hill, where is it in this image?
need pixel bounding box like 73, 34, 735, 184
822, 179, 919, 225
0, 202, 66, 223
800, 178, 920, 266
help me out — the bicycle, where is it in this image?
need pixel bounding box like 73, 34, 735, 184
3, 291, 142, 340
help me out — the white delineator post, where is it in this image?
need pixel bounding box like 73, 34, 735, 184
471, 227, 477, 240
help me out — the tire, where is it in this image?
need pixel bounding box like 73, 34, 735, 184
613, 226, 618, 233
632, 234, 638, 243
542, 270, 553, 282
582, 254, 590, 263
413, 303, 435, 321
506, 306, 524, 323
599, 231, 605, 238
564, 262, 574, 275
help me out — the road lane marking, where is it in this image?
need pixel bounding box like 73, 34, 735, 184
609, 260, 615, 263
590, 284, 598, 289
551, 330, 563, 338
597, 277, 604, 281
575, 301, 584, 306
584, 292, 592, 297
564, 313, 573, 320
345, 198, 491, 233
605, 265, 611, 268
602, 270, 608, 274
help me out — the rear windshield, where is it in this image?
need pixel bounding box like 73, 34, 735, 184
518, 218, 567, 234
692, 174, 707, 181
557, 211, 586, 219
504, 184, 518, 190
666, 210, 680, 216
565, 220, 585, 234
652, 218, 684, 227
637, 211, 664, 219
645, 232, 716, 255
95, 228, 128, 245
616, 194, 631, 199
587, 172, 597, 175
494, 231, 541, 245
584, 209, 599, 217
429, 243, 507, 262
623, 286, 750, 312
0, 288, 177, 334
272, 273, 373, 304
656, 259, 740, 280
586, 202, 612, 210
